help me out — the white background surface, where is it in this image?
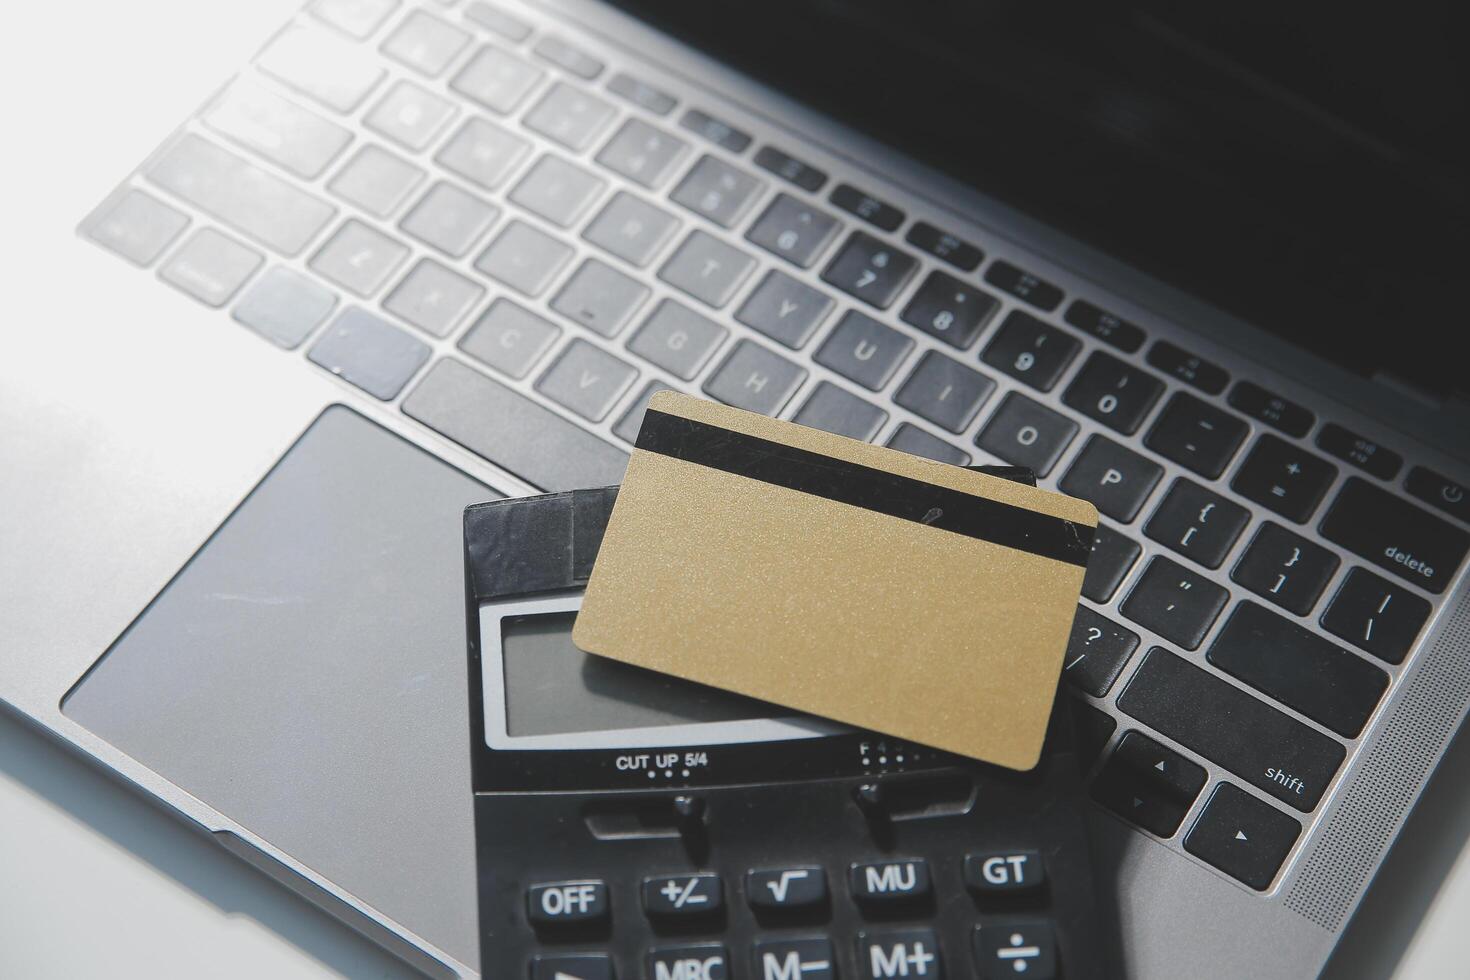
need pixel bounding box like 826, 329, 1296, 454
2, 1, 1468, 977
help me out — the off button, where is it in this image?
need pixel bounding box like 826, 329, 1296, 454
527, 880, 609, 927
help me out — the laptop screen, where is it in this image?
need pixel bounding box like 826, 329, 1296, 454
616, 0, 1468, 402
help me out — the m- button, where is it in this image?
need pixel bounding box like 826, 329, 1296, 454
963, 850, 1045, 893
527, 879, 609, 926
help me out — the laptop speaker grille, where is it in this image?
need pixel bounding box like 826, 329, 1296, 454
1284, 587, 1470, 931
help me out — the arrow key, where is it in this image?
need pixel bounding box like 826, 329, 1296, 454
530, 952, 614, 980
1092, 731, 1206, 837
1184, 782, 1301, 890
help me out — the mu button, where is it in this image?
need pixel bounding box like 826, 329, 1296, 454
964, 850, 1045, 893
850, 859, 932, 902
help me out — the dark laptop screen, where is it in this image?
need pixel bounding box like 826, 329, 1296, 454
616, 0, 1469, 401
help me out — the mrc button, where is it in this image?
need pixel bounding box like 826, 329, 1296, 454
963, 850, 1046, 893
527, 880, 609, 927
850, 859, 932, 902
648, 943, 728, 980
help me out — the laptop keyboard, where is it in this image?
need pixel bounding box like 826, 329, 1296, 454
81, 0, 1470, 898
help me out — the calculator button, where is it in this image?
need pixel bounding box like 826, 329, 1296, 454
1062, 352, 1164, 435
1315, 423, 1402, 480
746, 867, 828, 911
648, 944, 729, 980
974, 923, 1056, 980
974, 392, 1077, 478
1405, 465, 1470, 523
1231, 435, 1338, 523
850, 859, 932, 902
1321, 567, 1431, 665
1081, 524, 1141, 602
643, 873, 724, 917
1144, 478, 1250, 569
859, 929, 942, 978
1146, 340, 1229, 395
1091, 730, 1206, 837
979, 309, 1081, 391
821, 231, 918, 309
983, 260, 1062, 311
527, 880, 609, 926
1227, 382, 1314, 438
899, 270, 998, 349
1063, 606, 1138, 698
963, 850, 1045, 893
530, 952, 614, 980
753, 938, 835, 980
1120, 557, 1228, 650
830, 183, 904, 232
745, 193, 841, 269
1183, 783, 1300, 891
1230, 522, 1338, 616
1058, 435, 1163, 523
1144, 393, 1248, 479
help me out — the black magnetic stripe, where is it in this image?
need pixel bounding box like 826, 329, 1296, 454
635, 409, 1092, 566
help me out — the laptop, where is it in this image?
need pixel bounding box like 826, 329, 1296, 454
3, 0, 1467, 977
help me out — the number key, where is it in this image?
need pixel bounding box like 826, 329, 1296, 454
745, 193, 840, 269
821, 231, 918, 310
1062, 351, 1164, 435
980, 309, 1081, 391
899, 270, 998, 348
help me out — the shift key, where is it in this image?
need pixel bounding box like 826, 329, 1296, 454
1118, 649, 1345, 812
1319, 477, 1468, 595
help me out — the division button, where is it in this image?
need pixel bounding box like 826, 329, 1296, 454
643, 873, 724, 916
859, 929, 942, 978
754, 938, 835, 980
1183, 782, 1301, 890
963, 850, 1046, 893
850, 859, 932, 903
527, 880, 609, 927
974, 922, 1056, 980
746, 867, 828, 910
530, 952, 615, 980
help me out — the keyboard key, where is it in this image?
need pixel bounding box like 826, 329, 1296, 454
464, 2, 531, 42
678, 108, 750, 152
1319, 477, 1469, 594
458, 298, 560, 378
648, 945, 729, 979
364, 80, 456, 151
434, 117, 530, 190
974, 392, 1077, 477
983, 260, 1062, 311
475, 220, 573, 296
627, 299, 725, 379
753, 146, 827, 192
900, 271, 998, 349
551, 259, 648, 338
595, 118, 689, 189
1081, 525, 1141, 602
537, 339, 639, 421
82, 188, 188, 266
1072, 700, 1117, 769
1118, 648, 1346, 811
1316, 423, 1402, 480
1405, 465, 1470, 523
814, 311, 913, 391
893, 351, 994, 433
746, 194, 841, 269
533, 35, 603, 79
850, 860, 931, 902
1231, 435, 1337, 523
1230, 522, 1339, 616
606, 71, 676, 115
1184, 783, 1300, 891
160, 227, 262, 307
450, 45, 542, 115
980, 310, 1081, 391
1228, 382, 1314, 438
582, 191, 680, 267
329, 145, 424, 218
309, 219, 408, 297
821, 232, 918, 310
905, 222, 982, 272
204, 81, 352, 179
1058, 435, 1163, 523
886, 424, 969, 465
1062, 352, 1164, 435
529, 954, 612, 980
147, 135, 336, 256
1321, 567, 1431, 665
232, 266, 337, 349
383, 258, 483, 338
1121, 557, 1228, 650
524, 81, 616, 151
736, 270, 834, 348
1146, 340, 1229, 395
508, 153, 606, 227
308, 307, 429, 399
1063, 299, 1145, 353
1144, 478, 1249, 569
1091, 731, 1206, 838
258, 25, 384, 113
614, 380, 676, 443
975, 923, 1055, 980
1144, 392, 1248, 479
858, 930, 940, 979
829, 183, 904, 232
526, 880, 609, 927
309, 0, 398, 39
658, 230, 756, 307
754, 939, 835, 980
404, 359, 629, 489
1064, 606, 1138, 697
703, 340, 807, 415
380, 10, 470, 76
793, 382, 887, 440
399, 180, 499, 257
1210, 601, 1387, 738
671, 154, 765, 228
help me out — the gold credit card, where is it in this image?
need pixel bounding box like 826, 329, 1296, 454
572, 392, 1098, 770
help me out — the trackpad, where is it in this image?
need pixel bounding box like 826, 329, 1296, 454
64, 406, 492, 967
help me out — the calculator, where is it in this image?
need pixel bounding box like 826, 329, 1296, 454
463, 477, 1104, 980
